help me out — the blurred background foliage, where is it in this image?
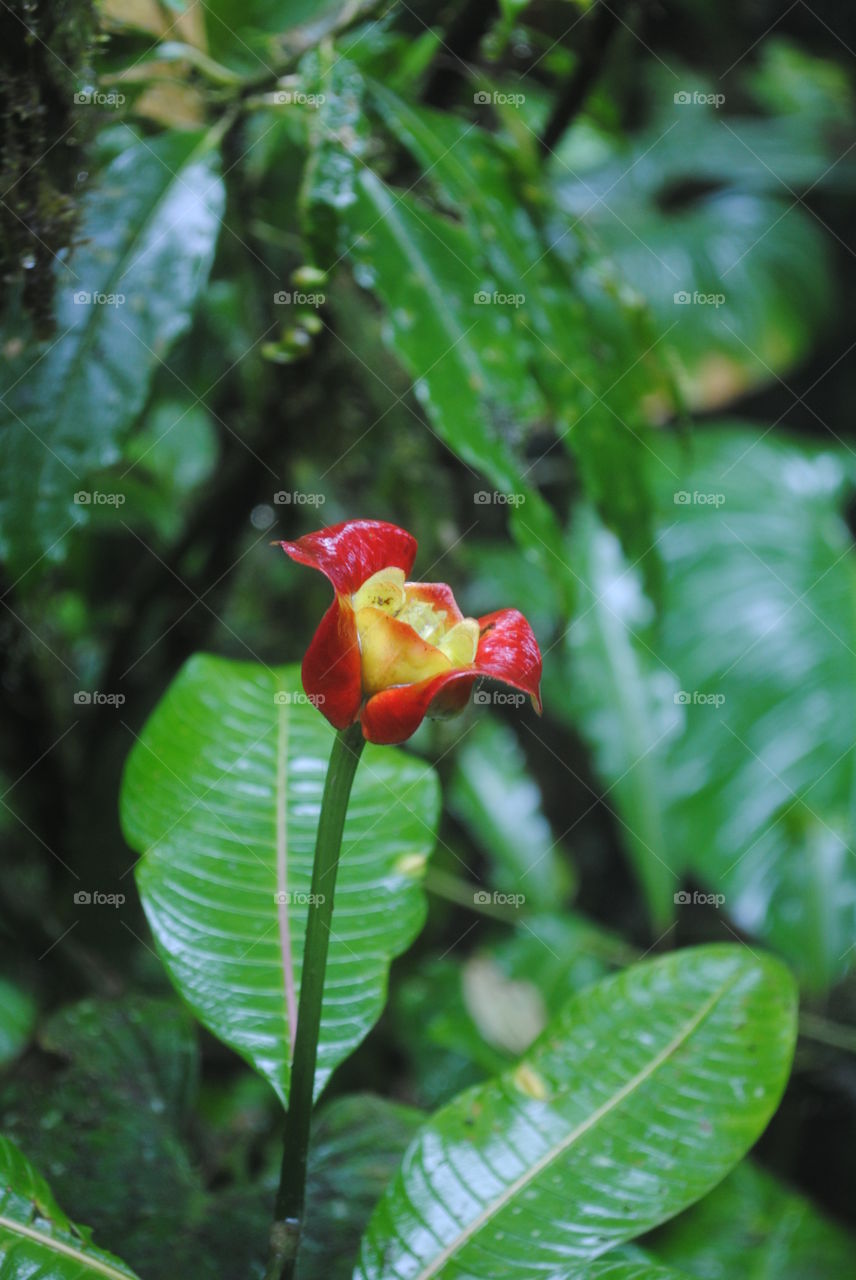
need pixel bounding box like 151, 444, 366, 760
1, 0, 856, 1275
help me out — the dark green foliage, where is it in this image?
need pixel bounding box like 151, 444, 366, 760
2, 2, 856, 1278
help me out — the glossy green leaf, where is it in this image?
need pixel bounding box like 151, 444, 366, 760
0, 1135, 139, 1278
339, 153, 569, 603
654, 428, 856, 989
649, 1158, 856, 1279
447, 717, 571, 909
562, 1262, 692, 1280
0, 131, 223, 574
344, 172, 544, 482
120, 655, 440, 1105
357, 945, 796, 1280
565, 506, 680, 929
563, 426, 856, 986
0, 981, 36, 1068
363, 86, 669, 580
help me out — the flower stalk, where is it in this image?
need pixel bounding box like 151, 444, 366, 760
265, 720, 366, 1280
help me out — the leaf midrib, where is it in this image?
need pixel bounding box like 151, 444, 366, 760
275, 698, 297, 1066
0, 1213, 133, 1279
413, 969, 741, 1280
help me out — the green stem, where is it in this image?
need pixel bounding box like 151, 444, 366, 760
265, 721, 365, 1280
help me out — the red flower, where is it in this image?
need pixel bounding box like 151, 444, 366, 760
278, 519, 542, 745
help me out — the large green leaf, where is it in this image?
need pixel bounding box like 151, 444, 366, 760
359, 84, 670, 582
562, 1263, 691, 1280
120, 654, 440, 1105
344, 172, 550, 488
655, 428, 856, 989
649, 1158, 856, 1279
0, 1135, 139, 1278
357, 945, 796, 1279
0, 131, 223, 574
332, 101, 571, 600
564, 425, 856, 987
299, 1096, 693, 1280
565, 506, 680, 929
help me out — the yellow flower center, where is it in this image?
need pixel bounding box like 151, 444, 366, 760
351, 567, 479, 696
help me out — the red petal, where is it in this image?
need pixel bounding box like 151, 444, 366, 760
404, 581, 464, 624
279, 520, 417, 595
360, 671, 476, 745
475, 609, 543, 712
302, 598, 362, 730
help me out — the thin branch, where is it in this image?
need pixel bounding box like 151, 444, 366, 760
539, 0, 624, 157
